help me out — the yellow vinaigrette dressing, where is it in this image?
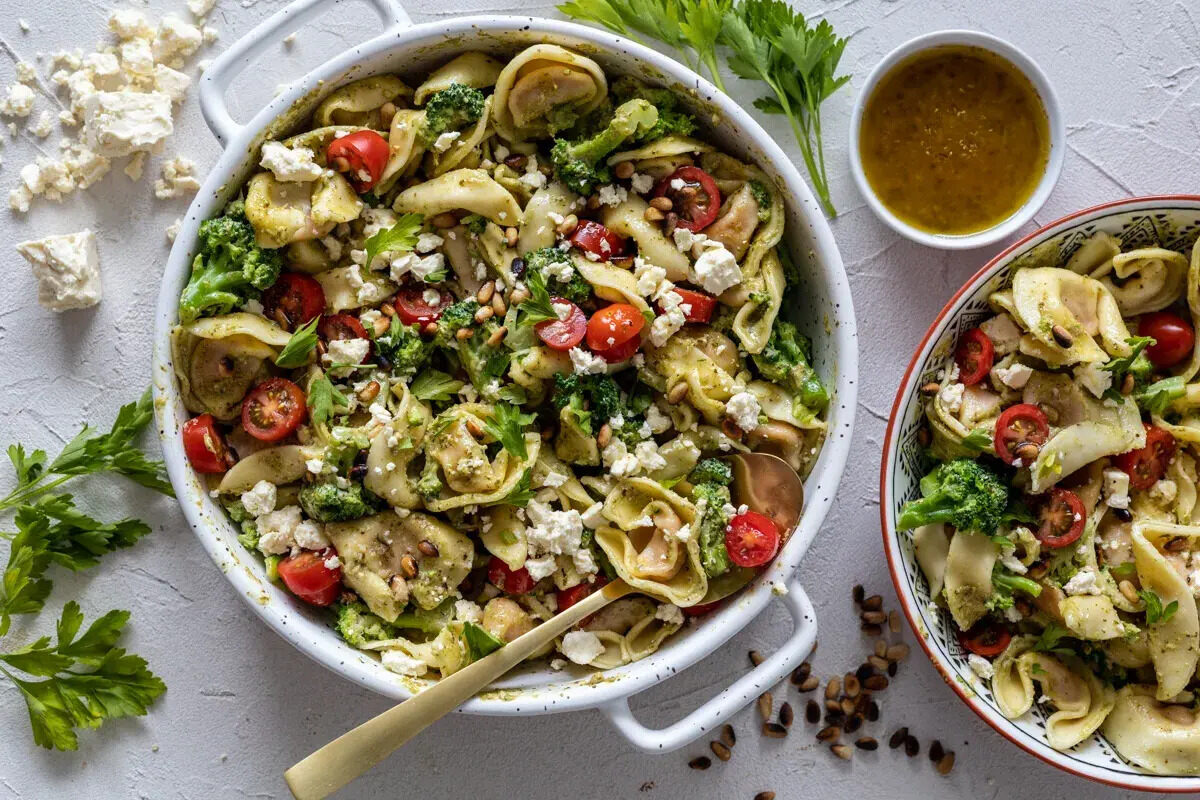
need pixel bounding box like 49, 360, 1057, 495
859, 46, 1050, 235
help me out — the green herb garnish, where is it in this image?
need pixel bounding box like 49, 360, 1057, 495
274, 316, 320, 368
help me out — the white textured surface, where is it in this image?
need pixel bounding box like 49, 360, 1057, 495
0, 1, 1196, 798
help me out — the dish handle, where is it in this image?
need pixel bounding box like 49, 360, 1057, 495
599, 577, 817, 753
198, 0, 411, 144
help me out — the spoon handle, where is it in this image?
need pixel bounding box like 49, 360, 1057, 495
284, 579, 632, 800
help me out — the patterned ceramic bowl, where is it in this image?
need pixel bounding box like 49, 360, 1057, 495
881, 196, 1200, 792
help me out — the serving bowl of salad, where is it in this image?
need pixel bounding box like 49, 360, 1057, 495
882, 195, 1200, 789
151, 0, 856, 750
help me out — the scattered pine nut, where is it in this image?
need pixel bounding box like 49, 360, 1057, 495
720, 724, 736, 748
757, 692, 773, 722
936, 752, 956, 776
613, 160, 635, 179
825, 677, 841, 700
862, 595, 883, 611
852, 584, 865, 605
1051, 324, 1074, 347
861, 623, 883, 636
754, 793, 776, 800
486, 325, 508, 347
779, 702, 794, 728
855, 736, 878, 751
748, 650, 764, 667
868, 655, 890, 672
762, 722, 788, 738
456, 327, 474, 340
357, 380, 381, 404
874, 640, 887, 659
929, 740, 944, 763
797, 675, 819, 692
710, 741, 731, 761
864, 675, 889, 691
816, 725, 840, 743
904, 735, 920, 757
888, 610, 902, 633
844, 674, 861, 698
476, 282, 495, 304
886, 643, 910, 662
831, 744, 853, 760
688, 757, 711, 770
805, 700, 820, 724
920, 381, 941, 395
861, 610, 887, 625
888, 727, 909, 749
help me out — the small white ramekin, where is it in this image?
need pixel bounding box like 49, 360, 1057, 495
848, 30, 1065, 250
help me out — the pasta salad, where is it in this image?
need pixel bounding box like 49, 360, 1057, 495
900, 234, 1200, 774
170, 46, 827, 681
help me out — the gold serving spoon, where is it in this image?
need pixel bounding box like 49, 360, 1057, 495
284, 452, 804, 800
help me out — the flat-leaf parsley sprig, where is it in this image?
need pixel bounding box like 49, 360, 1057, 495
558, 0, 851, 217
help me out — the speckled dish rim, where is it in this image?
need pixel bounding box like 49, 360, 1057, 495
848, 29, 1066, 251
150, 3, 858, 747
880, 195, 1200, 791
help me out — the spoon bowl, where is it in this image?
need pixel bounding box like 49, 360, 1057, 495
284, 452, 805, 800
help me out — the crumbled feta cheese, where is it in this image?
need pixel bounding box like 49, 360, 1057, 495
644, 403, 672, 434
324, 338, 370, 375
1076, 362, 1113, 398
649, 290, 686, 346
690, 244, 742, 295
415, 232, 444, 253
165, 217, 181, 242
187, 0, 217, 18
629, 172, 654, 194
381, 649, 428, 677
154, 15, 204, 66
28, 111, 54, 139
260, 140, 323, 182
0, 84, 35, 117
581, 502, 606, 530
541, 470, 568, 488
633, 440, 667, 473
672, 227, 707, 251
240, 480, 277, 517
993, 362, 1033, 390
596, 184, 627, 206
292, 520, 329, 550
725, 391, 761, 432
560, 631, 604, 665
432, 131, 460, 152
154, 156, 200, 198
15, 61, 37, 84
16, 229, 101, 311
967, 654, 994, 680
655, 603, 684, 625
109, 9, 155, 40
524, 500, 595, 575
82, 90, 173, 157
120, 39, 156, 76
569, 346, 608, 375
938, 381, 965, 413
153, 64, 192, 103
601, 439, 640, 478
324, 554, 341, 570
518, 155, 547, 190
1104, 469, 1131, 510
1063, 567, 1103, 596
454, 600, 483, 623
543, 257, 575, 283
1151, 479, 1179, 506
256, 506, 303, 555
634, 257, 672, 300
525, 555, 558, 581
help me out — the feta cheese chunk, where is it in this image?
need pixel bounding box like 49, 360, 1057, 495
1063, 567, 1103, 596
324, 338, 370, 377
690, 244, 742, 295
17, 229, 102, 311
381, 649, 428, 677
82, 91, 173, 157
0, 84, 35, 118
655, 603, 684, 625
724, 391, 761, 432
569, 346, 608, 375
240, 480, 277, 517
1076, 362, 1113, 398
1104, 468, 1131, 510
560, 631, 605, 665
993, 362, 1033, 390
256, 506, 303, 555
154, 156, 200, 199
649, 289, 686, 346
967, 654, 994, 680
260, 140, 324, 182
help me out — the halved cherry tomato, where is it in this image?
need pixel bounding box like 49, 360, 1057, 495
664, 288, 717, 323
1035, 488, 1086, 548
277, 547, 343, 606
586, 303, 645, 358
682, 601, 722, 617
725, 510, 781, 568
487, 556, 536, 595
262, 272, 326, 328
557, 575, 608, 613
393, 285, 452, 325
241, 378, 306, 442
653, 166, 721, 231
993, 403, 1051, 465
1139, 311, 1195, 369
535, 298, 588, 351
326, 130, 390, 193
1114, 424, 1177, 490
569, 220, 627, 259
182, 413, 233, 473
958, 623, 1011, 658
954, 327, 995, 386
319, 313, 368, 342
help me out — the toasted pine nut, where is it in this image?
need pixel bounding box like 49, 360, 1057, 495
1014, 442, 1040, 462
555, 214, 579, 236
357, 380, 381, 404
920, 381, 940, 395
465, 418, 484, 438
417, 539, 439, 557
613, 160, 635, 179
474, 305, 494, 324
456, 327, 474, 341
476, 282, 495, 304
399, 555, 418, 578
380, 302, 396, 317
332, 155, 350, 173
379, 101, 397, 127
486, 325, 508, 347
510, 286, 530, 305
650, 196, 673, 212
492, 294, 507, 316
372, 316, 391, 336
1052, 324, 1074, 348
667, 381, 689, 404
422, 321, 439, 336
643, 206, 665, 222
505, 226, 519, 247
597, 423, 612, 449
1118, 579, 1139, 603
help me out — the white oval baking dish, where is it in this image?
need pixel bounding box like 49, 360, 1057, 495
151, 0, 857, 752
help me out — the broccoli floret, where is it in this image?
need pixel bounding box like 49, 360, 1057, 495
550, 99, 659, 194
693, 481, 733, 578
223, 499, 260, 550
525, 247, 592, 304
374, 316, 433, 375
460, 214, 487, 235
689, 458, 732, 487
752, 319, 828, 415
299, 480, 376, 522
610, 76, 697, 144
433, 299, 480, 345
987, 567, 1042, 614
551, 373, 623, 434
420, 83, 485, 144
416, 459, 443, 499
178, 200, 284, 322
897, 459, 1011, 534
457, 319, 511, 390
612, 416, 648, 448
334, 602, 397, 647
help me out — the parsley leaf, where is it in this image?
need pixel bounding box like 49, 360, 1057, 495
364, 212, 424, 268
500, 469, 535, 507
1135, 376, 1186, 416
1139, 589, 1179, 626
1102, 336, 1155, 381
409, 370, 465, 403
307, 374, 350, 428
1033, 623, 1075, 656
274, 316, 321, 368
959, 428, 993, 455
7, 445, 46, 491
516, 269, 559, 327
461, 621, 505, 662
0, 601, 166, 751
482, 405, 536, 461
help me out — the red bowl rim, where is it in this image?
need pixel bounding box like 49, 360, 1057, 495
879, 194, 1200, 792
